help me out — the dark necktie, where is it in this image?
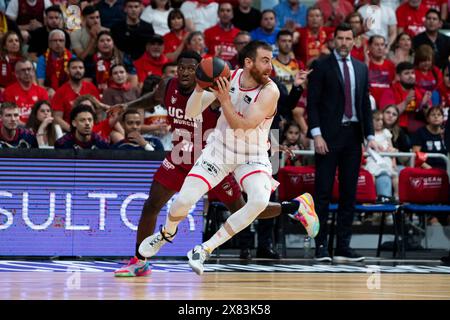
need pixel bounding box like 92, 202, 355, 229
342, 58, 353, 119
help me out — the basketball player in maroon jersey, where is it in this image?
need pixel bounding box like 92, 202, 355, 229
114, 51, 308, 277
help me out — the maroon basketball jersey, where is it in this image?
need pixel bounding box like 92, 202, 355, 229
164, 78, 220, 170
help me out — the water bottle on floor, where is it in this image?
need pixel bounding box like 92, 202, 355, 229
303, 236, 312, 259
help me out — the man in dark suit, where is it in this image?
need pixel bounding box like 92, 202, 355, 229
307, 23, 379, 262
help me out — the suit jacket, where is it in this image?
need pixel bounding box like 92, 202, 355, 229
307, 53, 374, 144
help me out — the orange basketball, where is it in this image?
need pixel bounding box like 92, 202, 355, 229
195, 57, 231, 91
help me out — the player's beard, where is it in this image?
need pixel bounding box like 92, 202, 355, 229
249, 65, 270, 85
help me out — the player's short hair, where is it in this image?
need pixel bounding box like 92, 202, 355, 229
70, 104, 96, 131
396, 61, 414, 74
240, 40, 273, 62
122, 109, 141, 122
0, 102, 19, 115
177, 50, 202, 64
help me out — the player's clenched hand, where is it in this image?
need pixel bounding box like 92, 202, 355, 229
212, 77, 231, 104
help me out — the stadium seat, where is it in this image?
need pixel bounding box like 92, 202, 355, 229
396, 168, 450, 258
278, 165, 400, 257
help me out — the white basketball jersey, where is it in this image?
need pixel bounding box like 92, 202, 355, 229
208, 69, 277, 157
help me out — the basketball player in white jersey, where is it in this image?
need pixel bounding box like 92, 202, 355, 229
138, 41, 319, 275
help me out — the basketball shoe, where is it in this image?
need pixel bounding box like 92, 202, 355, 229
288, 193, 320, 238
187, 245, 210, 276
113, 257, 151, 277
138, 225, 177, 258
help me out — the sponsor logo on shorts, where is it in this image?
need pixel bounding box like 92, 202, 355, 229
201, 160, 220, 177
162, 158, 175, 170
246, 161, 271, 168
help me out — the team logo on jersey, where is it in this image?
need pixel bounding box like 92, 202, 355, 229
201, 160, 219, 177
222, 182, 233, 197
171, 96, 177, 104
244, 95, 252, 104
230, 87, 235, 93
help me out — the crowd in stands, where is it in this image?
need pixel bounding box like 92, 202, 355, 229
0, 0, 450, 229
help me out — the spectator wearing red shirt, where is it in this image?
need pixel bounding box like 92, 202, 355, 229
367, 35, 396, 108
295, 7, 333, 67
134, 34, 170, 84
422, 0, 447, 21
414, 44, 443, 95
345, 11, 368, 63
396, 0, 428, 37
3, 59, 49, 124
163, 9, 189, 61
316, 0, 354, 28
36, 29, 74, 98
380, 61, 432, 133
204, 2, 241, 62
52, 58, 100, 132
0, 31, 24, 94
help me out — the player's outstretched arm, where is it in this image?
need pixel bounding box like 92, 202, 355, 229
185, 84, 217, 118
125, 78, 168, 112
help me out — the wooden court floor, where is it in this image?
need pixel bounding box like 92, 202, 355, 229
1, 272, 450, 300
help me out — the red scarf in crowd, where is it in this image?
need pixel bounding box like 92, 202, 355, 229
44, 48, 72, 90
0, 54, 21, 88
107, 80, 132, 91
93, 52, 115, 88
